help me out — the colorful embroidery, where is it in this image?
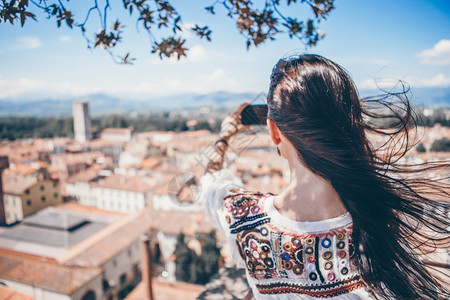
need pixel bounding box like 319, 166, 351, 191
255, 275, 365, 297
224, 191, 365, 298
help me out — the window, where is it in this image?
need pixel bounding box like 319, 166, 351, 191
81, 290, 96, 300
41, 196, 46, 202
40, 185, 44, 191
25, 189, 30, 195
53, 182, 57, 188
54, 193, 58, 198
119, 274, 127, 286
27, 200, 31, 206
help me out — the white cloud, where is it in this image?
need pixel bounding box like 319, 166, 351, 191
14, 36, 43, 50
195, 69, 240, 93
188, 45, 209, 62
148, 45, 209, 65
0, 67, 247, 100
108, 68, 241, 96
417, 73, 450, 87
417, 39, 450, 66
357, 77, 405, 90
59, 35, 72, 43
0, 75, 101, 99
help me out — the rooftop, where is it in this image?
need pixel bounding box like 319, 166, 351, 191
144, 209, 215, 236
0, 284, 35, 300
6, 161, 49, 176
125, 278, 204, 300
59, 210, 152, 266
66, 166, 105, 184
91, 174, 157, 193
2, 173, 38, 195
0, 205, 120, 258
141, 157, 162, 169
0, 251, 102, 295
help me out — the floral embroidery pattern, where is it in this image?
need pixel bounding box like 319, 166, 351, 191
224, 190, 365, 298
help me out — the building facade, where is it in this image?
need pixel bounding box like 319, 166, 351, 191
1, 172, 63, 225
0, 204, 151, 300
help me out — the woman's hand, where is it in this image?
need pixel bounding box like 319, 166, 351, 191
219, 101, 253, 140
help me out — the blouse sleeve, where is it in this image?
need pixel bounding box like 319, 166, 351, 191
198, 168, 246, 268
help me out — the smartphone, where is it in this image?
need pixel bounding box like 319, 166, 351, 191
241, 104, 268, 125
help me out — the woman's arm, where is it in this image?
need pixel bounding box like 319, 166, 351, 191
204, 102, 251, 174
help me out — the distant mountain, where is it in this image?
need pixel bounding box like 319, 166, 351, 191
359, 86, 450, 107
0, 92, 262, 117
0, 87, 448, 117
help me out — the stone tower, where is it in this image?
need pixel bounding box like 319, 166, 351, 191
73, 101, 91, 143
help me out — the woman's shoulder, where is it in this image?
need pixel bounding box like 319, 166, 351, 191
222, 188, 273, 230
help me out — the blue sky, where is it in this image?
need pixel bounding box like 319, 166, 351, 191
0, 0, 449, 101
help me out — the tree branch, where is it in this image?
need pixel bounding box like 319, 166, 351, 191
1, 0, 335, 63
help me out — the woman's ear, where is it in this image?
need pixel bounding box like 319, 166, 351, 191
267, 118, 282, 145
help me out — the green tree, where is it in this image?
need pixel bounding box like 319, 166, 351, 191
99, 114, 129, 129
196, 230, 221, 284
416, 143, 426, 153
0, 0, 335, 63
173, 232, 195, 283
430, 138, 450, 152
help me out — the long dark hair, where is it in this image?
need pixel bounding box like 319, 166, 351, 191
267, 54, 449, 299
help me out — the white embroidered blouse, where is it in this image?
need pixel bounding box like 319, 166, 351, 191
199, 168, 375, 299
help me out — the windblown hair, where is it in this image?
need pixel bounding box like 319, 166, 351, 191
267, 54, 449, 299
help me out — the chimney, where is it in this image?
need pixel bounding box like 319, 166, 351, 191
0, 156, 10, 226
141, 233, 154, 300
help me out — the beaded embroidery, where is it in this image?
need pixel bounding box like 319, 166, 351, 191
223, 190, 365, 298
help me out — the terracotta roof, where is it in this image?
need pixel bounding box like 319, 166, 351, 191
125, 278, 204, 300
65, 143, 83, 153
144, 209, 215, 236
91, 174, 156, 193
153, 185, 168, 195
101, 127, 134, 134
55, 201, 127, 217
66, 166, 103, 184
138, 131, 175, 141
178, 130, 211, 137
151, 161, 181, 174
0, 284, 35, 300
0, 252, 102, 295
2, 173, 38, 195
60, 210, 151, 267
7, 164, 39, 176
141, 158, 161, 169
84, 138, 126, 148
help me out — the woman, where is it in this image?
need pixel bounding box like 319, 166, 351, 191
198, 54, 449, 299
